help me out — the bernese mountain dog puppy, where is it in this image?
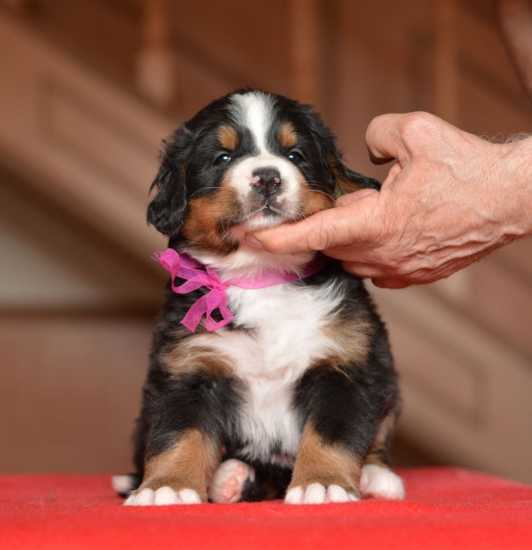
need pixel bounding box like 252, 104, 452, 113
113, 89, 405, 505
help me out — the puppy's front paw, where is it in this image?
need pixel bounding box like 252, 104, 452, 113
285, 483, 359, 505
208, 459, 255, 503
124, 487, 202, 506
360, 465, 405, 500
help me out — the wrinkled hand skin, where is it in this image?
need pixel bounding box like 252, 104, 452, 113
249, 112, 532, 288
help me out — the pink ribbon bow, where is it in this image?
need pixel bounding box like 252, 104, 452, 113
154, 248, 328, 333
155, 249, 233, 332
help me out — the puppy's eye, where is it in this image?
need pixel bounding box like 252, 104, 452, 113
214, 153, 232, 166
288, 151, 304, 165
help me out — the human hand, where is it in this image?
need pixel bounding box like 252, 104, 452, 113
248, 112, 531, 288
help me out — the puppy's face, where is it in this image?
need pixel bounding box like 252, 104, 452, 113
147, 90, 379, 255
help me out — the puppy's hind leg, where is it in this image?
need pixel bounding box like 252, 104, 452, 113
208, 459, 255, 503
209, 460, 291, 503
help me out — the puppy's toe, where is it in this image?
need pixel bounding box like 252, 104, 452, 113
124, 488, 155, 506
208, 459, 255, 503
154, 487, 181, 505
360, 465, 405, 500
326, 484, 359, 503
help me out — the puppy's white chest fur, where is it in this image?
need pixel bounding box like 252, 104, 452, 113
187, 281, 342, 464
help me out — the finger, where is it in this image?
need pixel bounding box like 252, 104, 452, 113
248, 212, 342, 255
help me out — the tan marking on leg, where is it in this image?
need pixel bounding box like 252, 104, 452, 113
289, 422, 361, 493
140, 429, 221, 501
278, 121, 298, 149
218, 125, 239, 150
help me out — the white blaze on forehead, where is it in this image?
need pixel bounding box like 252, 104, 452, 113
226, 91, 304, 233
230, 91, 273, 154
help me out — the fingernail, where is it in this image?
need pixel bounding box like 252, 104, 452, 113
245, 235, 263, 249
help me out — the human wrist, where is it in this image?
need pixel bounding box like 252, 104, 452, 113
497, 136, 532, 240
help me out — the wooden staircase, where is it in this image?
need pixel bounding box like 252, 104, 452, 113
0, 10, 172, 272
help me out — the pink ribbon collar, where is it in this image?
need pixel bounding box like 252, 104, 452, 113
154, 248, 328, 333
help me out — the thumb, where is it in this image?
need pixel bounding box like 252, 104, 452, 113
248, 192, 379, 255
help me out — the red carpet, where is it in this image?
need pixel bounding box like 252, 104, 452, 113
1, 468, 531, 549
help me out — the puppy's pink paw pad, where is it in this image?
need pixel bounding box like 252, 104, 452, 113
208, 459, 255, 503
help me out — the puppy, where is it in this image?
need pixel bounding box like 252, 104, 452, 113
113, 89, 404, 505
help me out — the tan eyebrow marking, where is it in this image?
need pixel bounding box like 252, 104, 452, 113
278, 121, 298, 149
218, 125, 239, 150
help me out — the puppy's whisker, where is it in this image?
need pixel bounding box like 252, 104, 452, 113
304, 184, 335, 201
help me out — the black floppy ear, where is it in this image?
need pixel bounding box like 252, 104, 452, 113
147, 124, 191, 237
328, 151, 381, 200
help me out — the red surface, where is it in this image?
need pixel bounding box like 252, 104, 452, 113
1, 468, 531, 550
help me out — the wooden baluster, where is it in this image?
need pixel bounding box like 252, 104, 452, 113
496, 0, 532, 102
432, 0, 458, 124
136, 0, 175, 107
290, 0, 321, 105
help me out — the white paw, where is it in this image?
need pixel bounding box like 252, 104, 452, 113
208, 459, 255, 503
360, 465, 405, 500
124, 487, 202, 506
284, 483, 359, 505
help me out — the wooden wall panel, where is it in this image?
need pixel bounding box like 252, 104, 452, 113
0, 315, 152, 473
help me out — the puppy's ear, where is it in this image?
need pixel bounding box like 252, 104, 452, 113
302, 104, 381, 199
147, 124, 191, 237
327, 152, 381, 200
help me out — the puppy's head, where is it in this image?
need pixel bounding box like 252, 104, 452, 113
147, 90, 379, 256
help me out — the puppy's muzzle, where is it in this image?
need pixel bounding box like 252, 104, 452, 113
251, 167, 282, 199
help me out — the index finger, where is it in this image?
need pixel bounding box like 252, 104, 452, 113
247, 209, 337, 255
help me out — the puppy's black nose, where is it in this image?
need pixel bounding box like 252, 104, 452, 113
251, 168, 282, 198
